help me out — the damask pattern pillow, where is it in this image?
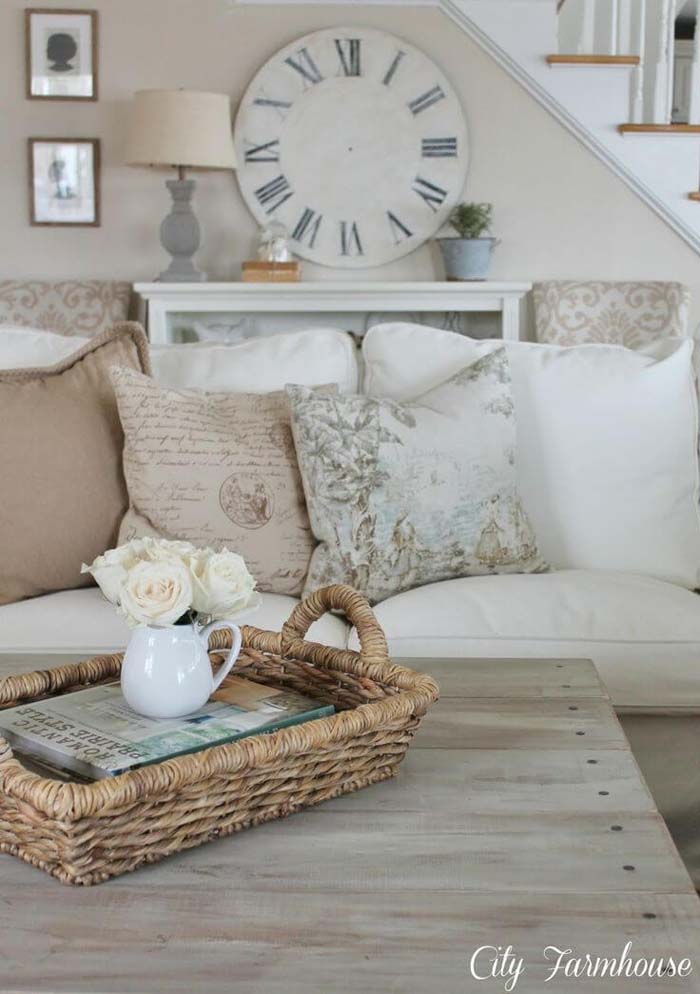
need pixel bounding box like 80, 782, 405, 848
287, 349, 547, 604
533, 281, 690, 348
111, 366, 318, 596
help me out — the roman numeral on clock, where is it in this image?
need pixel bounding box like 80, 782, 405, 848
244, 139, 280, 163
254, 174, 294, 214
253, 96, 293, 120
408, 85, 446, 115
335, 38, 361, 77
383, 50, 406, 86
285, 47, 324, 86
413, 176, 448, 212
387, 211, 413, 245
292, 208, 322, 248
340, 221, 363, 256
422, 137, 458, 158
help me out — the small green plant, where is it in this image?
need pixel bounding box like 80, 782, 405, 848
448, 202, 493, 239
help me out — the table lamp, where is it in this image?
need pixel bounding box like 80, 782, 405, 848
125, 89, 237, 282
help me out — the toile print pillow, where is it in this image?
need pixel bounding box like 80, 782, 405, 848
111, 366, 318, 596
286, 348, 547, 604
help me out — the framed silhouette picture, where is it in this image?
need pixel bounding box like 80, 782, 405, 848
29, 139, 100, 226
25, 9, 98, 100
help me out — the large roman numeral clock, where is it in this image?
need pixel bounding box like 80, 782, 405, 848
234, 28, 469, 268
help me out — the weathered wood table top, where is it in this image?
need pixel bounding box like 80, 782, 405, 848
1, 654, 699, 994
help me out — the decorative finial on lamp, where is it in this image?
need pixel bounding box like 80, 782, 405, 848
125, 89, 237, 282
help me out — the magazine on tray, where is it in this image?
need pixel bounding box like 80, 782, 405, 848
0, 676, 334, 780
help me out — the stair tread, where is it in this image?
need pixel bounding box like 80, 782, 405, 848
619, 124, 700, 134
547, 54, 640, 66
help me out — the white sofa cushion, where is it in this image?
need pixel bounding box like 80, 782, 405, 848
0, 326, 90, 368
363, 323, 700, 589
150, 328, 359, 393
348, 569, 700, 708
0, 327, 361, 395
0, 587, 350, 656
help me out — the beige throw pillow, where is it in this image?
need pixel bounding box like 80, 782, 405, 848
112, 367, 317, 596
0, 323, 150, 605
287, 348, 547, 604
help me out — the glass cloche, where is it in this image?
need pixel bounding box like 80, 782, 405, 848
257, 221, 293, 263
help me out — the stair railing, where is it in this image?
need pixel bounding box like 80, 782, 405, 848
557, 0, 681, 124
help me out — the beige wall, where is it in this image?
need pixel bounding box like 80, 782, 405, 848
2, 0, 700, 328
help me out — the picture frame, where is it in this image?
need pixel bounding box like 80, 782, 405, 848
28, 138, 100, 226
25, 8, 98, 101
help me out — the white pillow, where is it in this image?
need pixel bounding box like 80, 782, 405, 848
150, 328, 359, 394
363, 322, 700, 590
0, 326, 89, 369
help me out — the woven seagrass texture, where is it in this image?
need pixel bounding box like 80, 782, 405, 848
0, 585, 439, 886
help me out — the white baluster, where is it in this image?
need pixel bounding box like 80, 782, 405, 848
631, 0, 647, 122
651, 0, 674, 123
578, 0, 596, 54
617, 0, 633, 55
611, 0, 620, 54
687, 0, 700, 123
592, 0, 618, 54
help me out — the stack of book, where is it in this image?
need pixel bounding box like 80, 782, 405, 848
0, 676, 333, 781
241, 260, 302, 282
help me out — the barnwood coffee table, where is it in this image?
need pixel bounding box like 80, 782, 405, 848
1, 654, 699, 994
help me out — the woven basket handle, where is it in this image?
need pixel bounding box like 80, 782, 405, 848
281, 584, 390, 666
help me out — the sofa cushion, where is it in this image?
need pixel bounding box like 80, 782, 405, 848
0, 327, 361, 394
0, 587, 350, 657
150, 328, 359, 393
363, 324, 700, 590
347, 569, 700, 709
113, 366, 318, 596
0, 323, 151, 606
0, 327, 90, 368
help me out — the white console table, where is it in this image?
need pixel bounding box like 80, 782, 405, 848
133, 281, 532, 345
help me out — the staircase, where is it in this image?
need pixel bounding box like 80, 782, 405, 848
236, 0, 700, 253
442, 0, 700, 252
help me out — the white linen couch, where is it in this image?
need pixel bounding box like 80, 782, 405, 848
2, 323, 699, 882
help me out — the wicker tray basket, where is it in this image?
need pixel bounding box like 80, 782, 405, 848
0, 585, 439, 886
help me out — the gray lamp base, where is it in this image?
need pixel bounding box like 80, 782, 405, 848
158, 177, 207, 283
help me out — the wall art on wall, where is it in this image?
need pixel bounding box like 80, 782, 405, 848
25, 8, 98, 100
28, 138, 100, 226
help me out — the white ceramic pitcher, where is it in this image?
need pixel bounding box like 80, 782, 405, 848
121, 621, 242, 719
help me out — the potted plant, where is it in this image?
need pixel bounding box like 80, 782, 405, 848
437, 202, 496, 281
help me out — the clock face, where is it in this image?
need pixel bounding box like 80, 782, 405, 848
234, 28, 469, 268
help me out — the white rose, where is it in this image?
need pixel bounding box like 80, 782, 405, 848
80, 540, 149, 604
118, 559, 193, 628
142, 537, 199, 564
191, 549, 258, 621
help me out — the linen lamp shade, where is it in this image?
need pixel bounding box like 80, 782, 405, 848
125, 89, 236, 282
126, 89, 237, 170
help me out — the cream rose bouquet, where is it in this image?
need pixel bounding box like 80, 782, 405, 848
82, 537, 260, 628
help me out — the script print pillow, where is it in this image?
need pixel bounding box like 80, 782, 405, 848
112, 366, 316, 596
287, 348, 547, 604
